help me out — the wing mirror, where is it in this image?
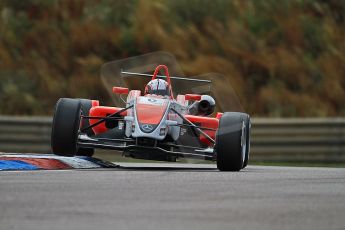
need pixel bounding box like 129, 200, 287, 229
113, 87, 129, 95
185, 94, 201, 101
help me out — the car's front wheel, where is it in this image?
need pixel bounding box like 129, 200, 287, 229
51, 98, 82, 157
216, 112, 250, 171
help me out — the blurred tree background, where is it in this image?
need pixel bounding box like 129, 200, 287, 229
0, 0, 344, 116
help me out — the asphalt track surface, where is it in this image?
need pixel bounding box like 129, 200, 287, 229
1, 163, 345, 230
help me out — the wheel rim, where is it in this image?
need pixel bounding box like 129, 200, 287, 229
241, 121, 247, 163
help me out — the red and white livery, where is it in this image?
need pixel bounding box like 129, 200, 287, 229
51, 65, 251, 171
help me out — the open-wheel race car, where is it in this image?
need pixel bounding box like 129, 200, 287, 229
51, 64, 251, 171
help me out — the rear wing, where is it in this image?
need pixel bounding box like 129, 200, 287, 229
120, 70, 212, 83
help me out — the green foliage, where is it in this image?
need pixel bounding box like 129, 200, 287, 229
0, 70, 44, 114
0, 0, 344, 116
167, 0, 232, 26
83, 0, 138, 27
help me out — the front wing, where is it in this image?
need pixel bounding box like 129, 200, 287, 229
77, 134, 215, 161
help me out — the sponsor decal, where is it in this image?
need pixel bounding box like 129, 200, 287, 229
138, 97, 165, 106
141, 124, 154, 132
180, 128, 187, 136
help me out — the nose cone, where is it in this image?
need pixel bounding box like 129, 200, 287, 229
135, 96, 168, 133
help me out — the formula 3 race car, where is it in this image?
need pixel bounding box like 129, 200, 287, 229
51, 64, 251, 171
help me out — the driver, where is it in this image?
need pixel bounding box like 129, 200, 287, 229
144, 79, 171, 96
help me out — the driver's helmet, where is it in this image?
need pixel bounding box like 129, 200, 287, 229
144, 79, 171, 96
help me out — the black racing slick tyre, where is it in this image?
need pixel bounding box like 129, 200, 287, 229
77, 99, 95, 157
216, 112, 250, 171
51, 98, 82, 157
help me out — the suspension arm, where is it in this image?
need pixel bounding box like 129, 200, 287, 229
80, 105, 133, 133
171, 108, 215, 145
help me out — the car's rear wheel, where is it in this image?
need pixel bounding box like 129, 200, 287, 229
77, 99, 95, 157
216, 112, 250, 171
51, 98, 81, 157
